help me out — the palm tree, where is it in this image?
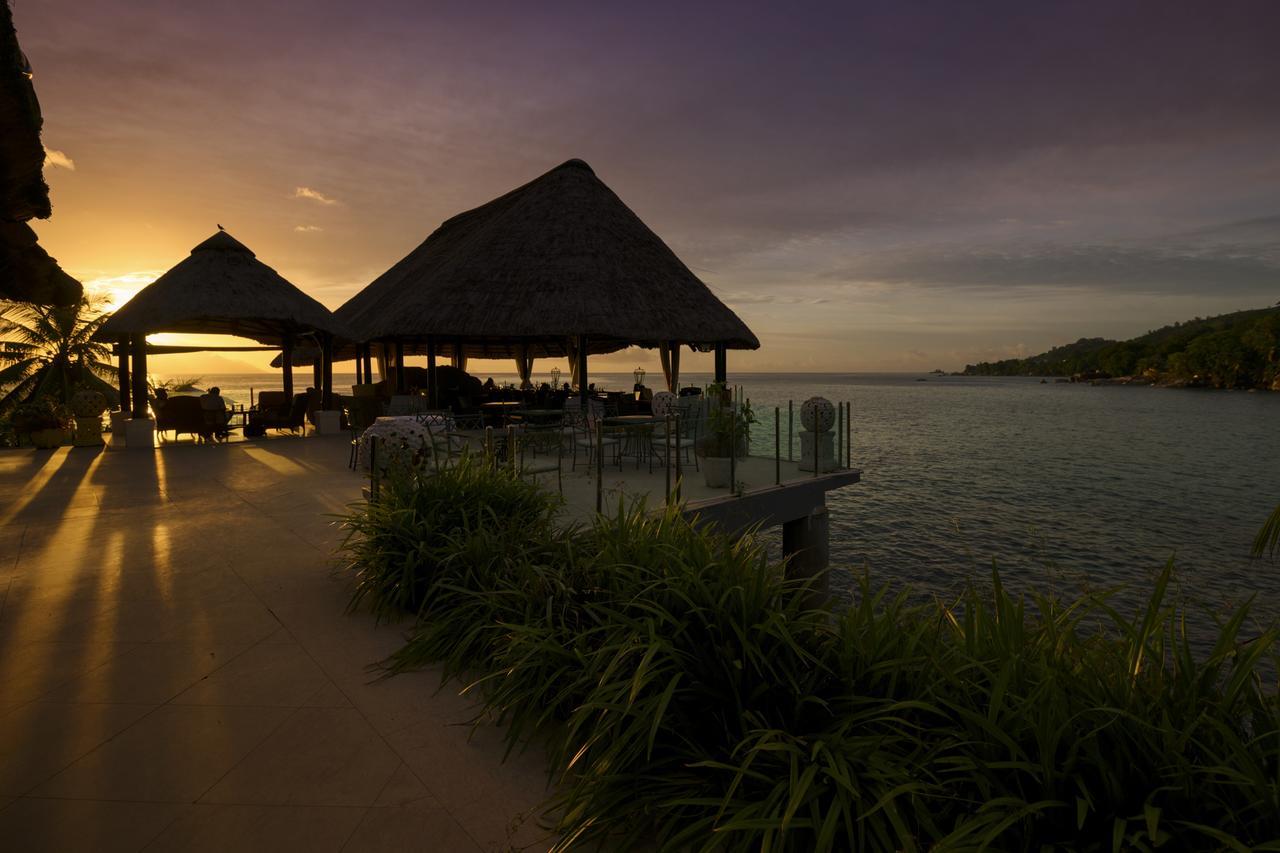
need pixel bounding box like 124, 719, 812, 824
0, 294, 118, 417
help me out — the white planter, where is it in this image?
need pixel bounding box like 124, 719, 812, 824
314, 410, 342, 435
702, 456, 732, 488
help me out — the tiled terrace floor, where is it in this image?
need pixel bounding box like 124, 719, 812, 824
0, 435, 550, 852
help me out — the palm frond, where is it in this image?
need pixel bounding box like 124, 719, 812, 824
1252, 503, 1280, 561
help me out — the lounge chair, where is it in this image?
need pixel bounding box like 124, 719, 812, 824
251, 393, 309, 434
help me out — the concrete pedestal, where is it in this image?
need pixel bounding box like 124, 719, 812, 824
109, 410, 130, 436
798, 431, 836, 472
124, 417, 155, 449
314, 410, 342, 435
783, 505, 830, 605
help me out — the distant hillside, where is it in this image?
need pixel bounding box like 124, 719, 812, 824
963, 305, 1280, 389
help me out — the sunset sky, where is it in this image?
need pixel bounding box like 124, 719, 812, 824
16, 1, 1280, 375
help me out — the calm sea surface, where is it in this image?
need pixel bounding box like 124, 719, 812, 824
172, 371, 1280, 629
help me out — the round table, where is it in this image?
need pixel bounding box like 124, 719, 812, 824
480, 400, 523, 425
603, 416, 660, 469
357, 414, 454, 470
512, 408, 564, 425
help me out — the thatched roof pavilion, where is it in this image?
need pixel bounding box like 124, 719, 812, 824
97, 230, 353, 419
337, 158, 757, 394
0, 0, 80, 306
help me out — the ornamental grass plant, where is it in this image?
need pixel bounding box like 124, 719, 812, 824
338, 460, 1280, 851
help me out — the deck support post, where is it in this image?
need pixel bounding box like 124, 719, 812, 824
714, 344, 727, 385
321, 333, 334, 410
782, 504, 829, 604
577, 334, 589, 410
362, 345, 373, 383
394, 339, 406, 394
427, 335, 438, 409
117, 337, 131, 415
282, 334, 294, 401
130, 334, 148, 419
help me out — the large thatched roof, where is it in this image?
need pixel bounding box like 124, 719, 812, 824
98, 231, 353, 345
336, 159, 758, 358
0, 0, 80, 306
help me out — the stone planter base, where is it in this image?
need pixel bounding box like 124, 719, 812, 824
314, 410, 342, 435
109, 410, 130, 436
799, 431, 836, 472
125, 417, 156, 449
702, 456, 732, 488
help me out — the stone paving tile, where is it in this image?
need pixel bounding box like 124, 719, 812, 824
171, 641, 337, 707
0, 640, 139, 705
343, 802, 483, 853
0, 797, 189, 853
0, 702, 155, 795
142, 803, 366, 853
39, 642, 255, 705
202, 707, 401, 807
33, 704, 294, 803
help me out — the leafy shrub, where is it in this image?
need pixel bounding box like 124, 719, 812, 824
338, 452, 562, 622
339, 480, 1280, 851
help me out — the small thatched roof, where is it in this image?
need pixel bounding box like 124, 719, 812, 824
97, 231, 354, 345
337, 159, 758, 358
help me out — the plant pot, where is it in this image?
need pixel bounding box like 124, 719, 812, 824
702, 456, 732, 488
29, 427, 67, 449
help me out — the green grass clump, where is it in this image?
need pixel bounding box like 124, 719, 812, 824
338, 474, 1280, 851
338, 452, 562, 622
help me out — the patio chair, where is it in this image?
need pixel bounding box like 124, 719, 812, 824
569, 398, 619, 471
650, 409, 700, 471
251, 393, 309, 434
346, 396, 384, 469
513, 423, 563, 492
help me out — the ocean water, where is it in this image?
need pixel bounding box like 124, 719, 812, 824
169, 371, 1280, 629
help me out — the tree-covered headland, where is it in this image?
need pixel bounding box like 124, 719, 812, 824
964, 304, 1280, 389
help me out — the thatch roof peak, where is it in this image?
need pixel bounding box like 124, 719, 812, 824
337, 158, 758, 358
97, 230, 353, 345
191, 230, 254, 256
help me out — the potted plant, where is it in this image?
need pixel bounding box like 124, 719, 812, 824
695, 397, 754, 488
12, 399, 71, 449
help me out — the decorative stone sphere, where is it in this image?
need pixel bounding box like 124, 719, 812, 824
651, 391, 677, 418
800, 396, 835, 433
70, 389, 108, 418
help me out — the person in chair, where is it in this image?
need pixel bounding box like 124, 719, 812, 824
199, 386, 229, 442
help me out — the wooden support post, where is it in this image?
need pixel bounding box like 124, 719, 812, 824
362, 345, 373, 383
117, 337, 131, 414
312, 357, 322, 393
728, 406, 736, 492
577, 334, 589, 408
394, 339, 405, 394
783, 505, 830, 603
282, 334, 294, 401
321, 333, 334, 410
427, 335, 438, 409
130, 334, 148, 419
714, 344, 727, 384
674, 413, 682, 504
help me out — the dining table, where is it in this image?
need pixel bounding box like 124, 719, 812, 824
602, 415, 661, 470
356, 413, 454, 470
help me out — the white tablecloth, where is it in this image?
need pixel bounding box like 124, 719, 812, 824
357, 414, 454, 470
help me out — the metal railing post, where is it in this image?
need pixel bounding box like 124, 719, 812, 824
674, 412, 682, 504
665, 414, 672, 505
728, 406, 737, 492
369, 435, 379, 502
788, 400, 793, 461
774, 406, 780, 485
836, 401, 843, 469
595, 419, 604, 514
